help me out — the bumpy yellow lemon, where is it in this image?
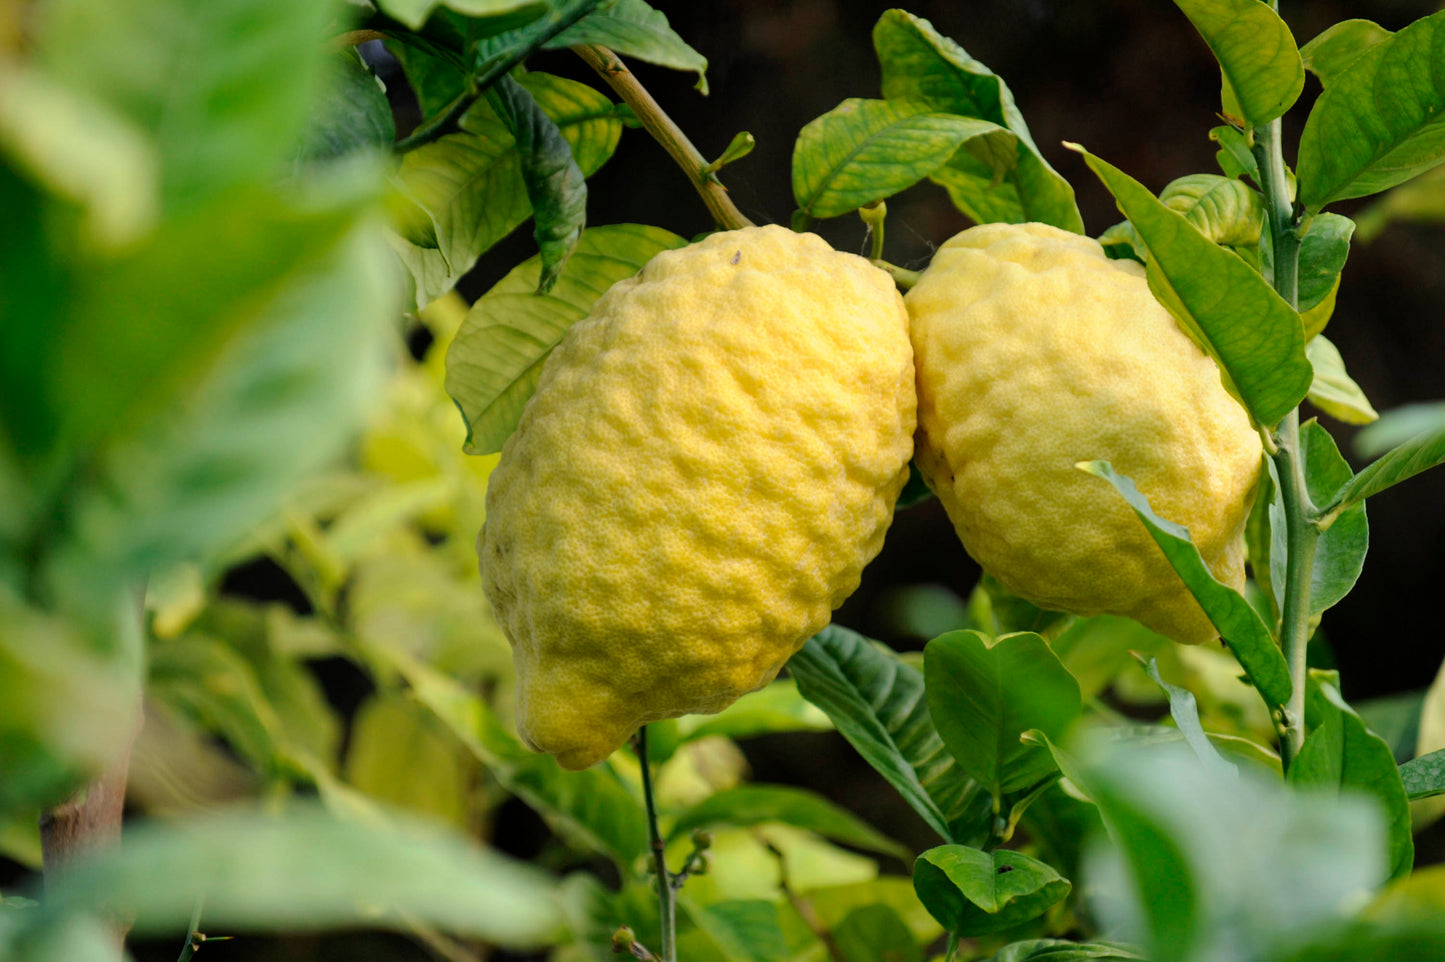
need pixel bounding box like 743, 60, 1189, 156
906, 222, 1260, 644
482, 226, 916, 769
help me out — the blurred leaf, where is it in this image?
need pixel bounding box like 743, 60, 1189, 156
1078, 461, 1291, 711
1307, 336, 1378, 425
1402, 749, 1445, 800
873, 9, 1083, 232
1296, 421, 1368, 616
775, 878, 942, 951
682, 899, 790, 962
379, 0, 546, 31
787, 625, 983, 844
1290, 673, 1413, 880
982, 941, 1145, 961
490, 74, 587, 292
345, 692, 473, 827
923, 630, 1081, 798
1172, 0, 1303, 125
1301, 20, 1393, 86
1158, 173, 1263, 247
668, 785, 907, 860
547, 0, 708, 93
1298, 11, 1445, 210
912, 845, 1070, 938
1296, 213, 1354, 335
36, 0, 334, 212
148, 634, 285, 774
832, 904, 922, 962
0, 912, 117, 962
43, 806, 565, 945
1356, 689, 1427, 762
393, 70, 623, 308
1071, 146, 1310, 428
296, 52, 396, 169
394, 653, 649, 869
1134, 656, 1236, 779
444, 223, 684, 454
1081, 739, 1388, 962
1051, 616, 1170, 702
1353, 165, 1445, 241
791, 98, 1009, 224
1331, 403, 1445, 513
676, 679, 831, 743
968, 575, 1072, 639
0, 811, 41, 869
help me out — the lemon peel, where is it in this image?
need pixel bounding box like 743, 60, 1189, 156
906, 222, 1261, 645
481, 225, 916, 769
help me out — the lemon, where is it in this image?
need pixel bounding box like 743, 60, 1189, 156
906, 222, 1260, 645
481, 226, 916, 769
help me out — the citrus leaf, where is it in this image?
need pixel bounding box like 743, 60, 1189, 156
393, 71, 622, 309
1296, 213, 1354, 335
489, 74, 587, 292
923, 631, 1081, 798
1401, 748, 1445, 800
832, 904, 922, 962
1300, 19, 1393, 87
675, 679, 831, 742
1172, 0, 1304, 126
378, 0, 546, 31
872, 9, 1082, 232
981, 941, 1146, 961
788, 625, 983, 844
1330, 403, 1445, 512
546, 0, 707, 93
444, 223, 686, 455
1298, 10, 1445, 211
1071, 145, 1311, 429
344, 693, 471, 828
680, 899, 790, 962
1133, 656, 1236, 779
912, 845, 1070, 938
791, 98, 1009, 223
1159, 173, 1263, 247
1290, 673, 1413, 880
45, 806, 565, 946
296, 53, 395, 169
1210, 124, 1260, 184
668, 785, 907, 860
1296, 421, 1368, 616
1078, 460, 1291, 712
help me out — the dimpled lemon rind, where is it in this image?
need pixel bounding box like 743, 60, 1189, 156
482, 225, 916, 770
906, 222, 1261, 645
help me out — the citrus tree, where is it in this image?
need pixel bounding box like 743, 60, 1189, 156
4, 1, 1445, 961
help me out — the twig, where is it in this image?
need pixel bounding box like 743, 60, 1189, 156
635, 727, 676, 962
761, 835, 849, 962
574, 44, 755, 232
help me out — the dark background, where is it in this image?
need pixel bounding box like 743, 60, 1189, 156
17, 2, 1445, 958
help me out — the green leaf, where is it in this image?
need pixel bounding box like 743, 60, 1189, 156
832, 904, 922, 962
1356, 689, 1428, 762
1401, 748, 1445, 800
296, 53, 396, 169
44, 806, 565, 945
912, 845, 1070, 938
1080, 738, 1389, 962
1298, 10, 1445, 210
1330, 403, 1445, 512
982, 941, 1146, 961
787, 625, 983, 844
1210, 125, 1260, 184
675, 679, 832, 743
1078, 461, 1291, 711
1297, 213, 1354, 334
36, 0, 335, 212
1301, 20, 1393, 87
391, 653, 650, 870
1050, 615, 1171, 702
791, 98, 1010, 224
1353, 164, 1445, 240
393, 70, 623, 308
1158, 173, 1263, 247
923, 631, 1081, 798
1289, 673, 1413, 880
1070, 145, 1311, 428
1133, 656, 1236, 778
682, 899, 790, 962
1296, 421, 1368, 616
378, 0, 546, 31
443, 223, 685, 455
667, 785, 908, 860
1171, 0, 1304, 125
546, 0, 708, 93
873, 9, 1083, 232
344, 693, 472, 828
490, 75, 587, 292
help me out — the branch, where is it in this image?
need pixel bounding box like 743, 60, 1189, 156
574, 44, 755, 232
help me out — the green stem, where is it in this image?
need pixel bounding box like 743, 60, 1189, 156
575, 44, 754, 232
635, 726, 676, 962
1252, 114, 1316, 770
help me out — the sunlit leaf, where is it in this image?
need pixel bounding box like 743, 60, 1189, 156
668, 785, 907, 860
913, 845, 1070, 938
547, 0, 708, 93
1172, 0, 1303, 125
378, 0, 546, 31
1301, 20, 1393, 87
1159, 173, 1263, 247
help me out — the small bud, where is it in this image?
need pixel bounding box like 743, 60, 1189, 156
611, 926, 636, 954
691, 830, 713, 851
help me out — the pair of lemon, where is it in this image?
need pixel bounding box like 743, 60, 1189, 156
480, 223, 1260, 770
